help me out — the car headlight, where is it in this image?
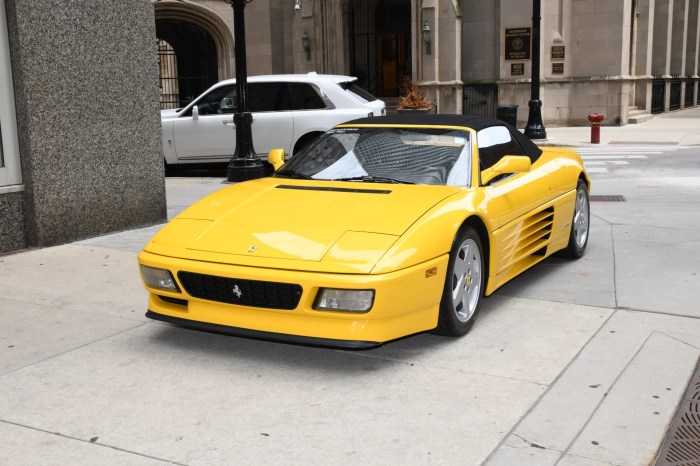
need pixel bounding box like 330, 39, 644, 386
140, 265, 180, 292
315, 288, 374, 313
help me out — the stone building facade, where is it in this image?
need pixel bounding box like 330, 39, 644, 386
154, 0, 699, 126
1, 0, 165, 254
2, 0, 698, 254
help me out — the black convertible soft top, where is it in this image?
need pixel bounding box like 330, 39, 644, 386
343, 114, 542, 161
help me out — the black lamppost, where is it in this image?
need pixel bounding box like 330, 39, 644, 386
224, 0, 265, 182
524, 0, 547, 139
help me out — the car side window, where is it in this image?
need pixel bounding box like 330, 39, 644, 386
477, 125, 525, 170
183, 85, 236, 116
289, 83, 327, 110
249, 82, 291, 112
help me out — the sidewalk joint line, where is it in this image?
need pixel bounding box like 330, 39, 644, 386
556, 329, 657, 464
0, 322, 150, 379
0, 419, 185, 465
483, 308, 619, 463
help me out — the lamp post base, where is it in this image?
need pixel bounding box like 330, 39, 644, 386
524, 99, 547, 140
227, 158, 266, 182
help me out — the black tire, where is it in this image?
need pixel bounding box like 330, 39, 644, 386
561, 179, 590, 258
435, 227, 485, 337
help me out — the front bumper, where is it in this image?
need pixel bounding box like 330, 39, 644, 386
146, 310, 381, 350
138, 250, 448, 346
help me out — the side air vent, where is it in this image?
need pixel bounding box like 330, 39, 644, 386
498, 206, 555, 273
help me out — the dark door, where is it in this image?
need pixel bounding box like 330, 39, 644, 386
350, 0, 410, 98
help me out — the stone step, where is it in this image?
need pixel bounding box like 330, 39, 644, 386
382, 97, 401, 116
629, 112, 654, 124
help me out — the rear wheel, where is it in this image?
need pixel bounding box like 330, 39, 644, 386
561, 179, 590, 258
435, 227, 484, 336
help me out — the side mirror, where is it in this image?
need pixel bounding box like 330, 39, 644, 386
267, 148, 285, 171
192, 105, 199, 120
481, 155, 531, 185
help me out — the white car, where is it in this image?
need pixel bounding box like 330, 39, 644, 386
161, 72, 386, 167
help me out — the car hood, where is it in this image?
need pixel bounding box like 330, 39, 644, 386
146, 178, 461, 273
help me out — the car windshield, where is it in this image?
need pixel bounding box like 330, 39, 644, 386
275, 127, 472, 186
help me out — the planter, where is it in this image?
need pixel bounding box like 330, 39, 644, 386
397, 108, 431, 114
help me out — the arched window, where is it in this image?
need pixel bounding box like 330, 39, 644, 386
158, 39, 180, 109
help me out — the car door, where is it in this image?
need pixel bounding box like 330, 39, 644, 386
172, 84, 236, 163
478, 125, 553, 226
248, 82, 294, 156
477, 125, 555, 280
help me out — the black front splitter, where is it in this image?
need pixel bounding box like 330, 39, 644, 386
145, 310, 382, 351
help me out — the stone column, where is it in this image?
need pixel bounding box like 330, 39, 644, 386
419, 0, 462, 114
635, 0, 656, 111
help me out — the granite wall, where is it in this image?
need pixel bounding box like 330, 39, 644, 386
2, 0, 165, 253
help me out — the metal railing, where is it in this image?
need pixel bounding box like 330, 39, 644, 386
158, 40, 180, 110
651, 77, 665, 114
463, 83, 498, 117
669, 76, 682, 111
685, 78, 695, 108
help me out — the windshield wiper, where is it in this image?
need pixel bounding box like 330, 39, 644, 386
274, 169, 314, 180
332, 175, 414, 184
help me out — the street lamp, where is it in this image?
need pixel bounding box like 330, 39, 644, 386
422, 21, 432, 55
223, 0, 265, 182
524, 0, 547, 140
302, 28, 311, 60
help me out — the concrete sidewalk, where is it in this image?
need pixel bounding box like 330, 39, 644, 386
1, 107, 699, 465
536, 105, 700, 147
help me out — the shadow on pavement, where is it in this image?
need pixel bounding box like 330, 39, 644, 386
165, 165, 228, 178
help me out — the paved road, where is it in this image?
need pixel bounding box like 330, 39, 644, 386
1, 144, 699, 465
487, 144, 700, 463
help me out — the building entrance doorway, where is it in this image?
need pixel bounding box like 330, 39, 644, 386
156, 20, 218, 109
349, 0, 411, 98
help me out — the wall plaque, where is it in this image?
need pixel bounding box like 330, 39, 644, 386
551, 45, 565, 60
505, 28, 531, 60
552, 63, 564, 74
511, 63, 524, 75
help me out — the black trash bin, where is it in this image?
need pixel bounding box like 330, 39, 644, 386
496, 105, 518, 127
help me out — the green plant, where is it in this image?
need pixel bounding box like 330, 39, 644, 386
397, 76, 431, 110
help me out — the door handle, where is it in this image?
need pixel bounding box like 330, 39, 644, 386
223, 121, 235, 126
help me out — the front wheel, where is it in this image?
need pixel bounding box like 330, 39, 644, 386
435, 227, 484, 337
561, 180, 590, 258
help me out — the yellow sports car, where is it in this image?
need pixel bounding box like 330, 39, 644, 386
139, 115, 589, 349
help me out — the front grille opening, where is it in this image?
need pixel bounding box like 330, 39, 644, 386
158, 295, 188, 307
590, 195, 626, 202
178, 271, 303, 310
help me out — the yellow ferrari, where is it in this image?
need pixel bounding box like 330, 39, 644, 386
139, 115, 590, 349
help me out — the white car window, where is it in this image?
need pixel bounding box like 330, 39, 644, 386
477, 125, 525, 169
477, 126, 511, 148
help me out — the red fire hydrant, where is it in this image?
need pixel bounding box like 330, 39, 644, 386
588, 113, 605, 144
